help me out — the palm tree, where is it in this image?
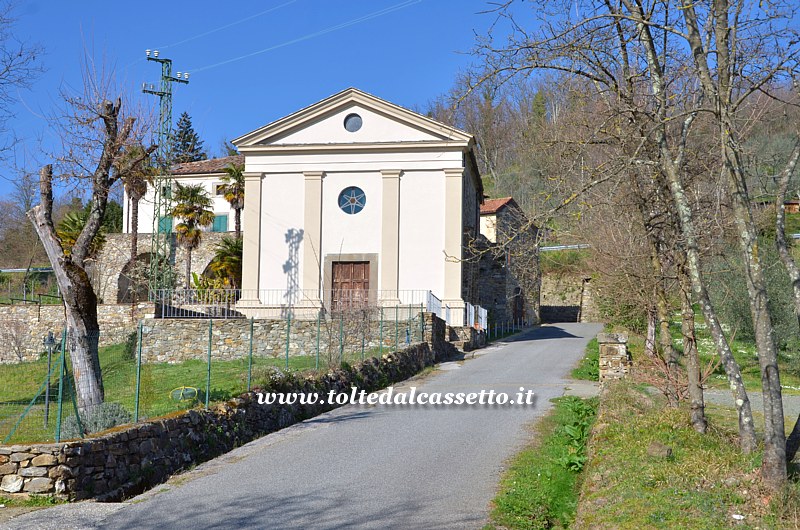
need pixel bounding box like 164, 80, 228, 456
118, 145, 155, 267
208, 236, 243, 288
171, 183, 214, 288
57, 210, 106, 259
220, 162, 245, 238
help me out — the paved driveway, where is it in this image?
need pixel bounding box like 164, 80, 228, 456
3, 322, 602, 530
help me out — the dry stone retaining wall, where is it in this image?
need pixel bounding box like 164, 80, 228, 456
0, 314, 455, 501
0, 303, 153, 364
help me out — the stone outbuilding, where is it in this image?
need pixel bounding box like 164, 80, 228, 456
476, 197, 540, 325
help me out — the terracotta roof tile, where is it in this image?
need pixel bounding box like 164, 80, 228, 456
172, 155, 244, 175
480, 197, 517, 215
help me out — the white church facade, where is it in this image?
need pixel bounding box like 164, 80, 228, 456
233, 88, 482, 325
125, 88, 485, 326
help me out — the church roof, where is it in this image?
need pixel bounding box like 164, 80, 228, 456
232, 87, 474, 147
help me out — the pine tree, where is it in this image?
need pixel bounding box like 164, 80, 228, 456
171, 112, 207, 163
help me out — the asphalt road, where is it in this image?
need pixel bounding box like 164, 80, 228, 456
3, 322, 602, 530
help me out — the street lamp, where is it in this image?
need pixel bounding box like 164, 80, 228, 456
42, 331, 57, 426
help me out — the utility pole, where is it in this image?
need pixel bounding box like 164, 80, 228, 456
142, 49, 189, 294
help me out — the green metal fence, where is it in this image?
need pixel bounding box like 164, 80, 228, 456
0, 307, 425, 444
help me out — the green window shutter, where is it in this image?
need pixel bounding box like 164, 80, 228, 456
212, 215, 228, 232
158, 216, 173, 234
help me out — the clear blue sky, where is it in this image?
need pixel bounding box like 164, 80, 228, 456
1, 0, 516, 197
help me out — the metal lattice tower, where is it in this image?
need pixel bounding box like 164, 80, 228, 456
142, 50, 189, 293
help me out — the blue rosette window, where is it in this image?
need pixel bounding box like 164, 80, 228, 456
338, 186, 366, 215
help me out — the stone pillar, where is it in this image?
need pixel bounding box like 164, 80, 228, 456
597, 332, 630, 384
238, 172, 263, 306
380, 170, 402, 304
303, 172, 325, 302
442, 168, 465, 325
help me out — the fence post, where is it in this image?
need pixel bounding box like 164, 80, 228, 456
379, 307, 384, 357
418, 304, 422, 343
134, 321, 143, 422
316, 310, 321, 370
395, 306, 398, 352
285, 312, 291, 370
338, 312, 344, 364
205, 319, 212, 409
55, 330, 67, 443
247, 317, 254, 392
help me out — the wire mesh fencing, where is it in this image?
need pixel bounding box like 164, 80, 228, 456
0, 306, 426, 444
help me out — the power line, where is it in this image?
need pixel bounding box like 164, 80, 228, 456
188, 0, 422, 74
156, 0, 299, 50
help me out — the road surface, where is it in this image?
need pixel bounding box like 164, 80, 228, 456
3, 322, 602, 530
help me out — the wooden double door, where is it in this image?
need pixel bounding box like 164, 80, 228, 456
331, 261, 370, 311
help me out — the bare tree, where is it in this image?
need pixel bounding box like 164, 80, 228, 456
27, 74, 154, 414
472, 0, 767, 455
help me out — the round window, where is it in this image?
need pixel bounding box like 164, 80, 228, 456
343, 113, 363, 132
338, 186, 366, 215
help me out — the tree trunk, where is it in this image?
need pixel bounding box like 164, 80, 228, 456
720, 110, 786, 486
27, 179, 104, 416
775, 142, 800, 462
235, 207, 241, 239
130, 198, 139, 303
660, 154, 757, 452
645, 305, 657, 357
185, 247, 193, 288
680, 264, 706, 433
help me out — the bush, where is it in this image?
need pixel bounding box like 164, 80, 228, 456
61, 402, 132, 439
706, 238, 799, 349
124, 331, 138, 360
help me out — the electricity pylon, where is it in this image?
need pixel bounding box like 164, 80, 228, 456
142, 50, 189, 294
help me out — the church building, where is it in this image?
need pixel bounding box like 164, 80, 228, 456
232, 88, 483, 325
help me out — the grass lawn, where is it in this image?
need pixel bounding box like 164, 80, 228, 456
573, 381, 795, 528
0, 340, 385, 444
571, 337, 599, 381
487, 396, 598, 529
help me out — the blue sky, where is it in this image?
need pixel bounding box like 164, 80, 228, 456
1, 0, 516, 197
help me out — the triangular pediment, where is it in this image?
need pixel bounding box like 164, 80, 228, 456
233, 88, 473, 148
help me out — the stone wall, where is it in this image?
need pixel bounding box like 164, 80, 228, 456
476, 205, 540, 325
540, 274, 598, 323
0, 304, 154, 364
139, 314, 426, 363
92, 232, 230, 304
0, 313, 456, 501
597, 332, 630, 384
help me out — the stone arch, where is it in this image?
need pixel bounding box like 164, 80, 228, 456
117, 253, 154, 303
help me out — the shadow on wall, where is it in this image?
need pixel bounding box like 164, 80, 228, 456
282, 228, 304, 317
540, 305, 580, 323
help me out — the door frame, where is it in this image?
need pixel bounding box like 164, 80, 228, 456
323, 253, 379, 311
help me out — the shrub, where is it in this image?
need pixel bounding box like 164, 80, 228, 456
61, 402, 132, 439
706, 238, 799, 349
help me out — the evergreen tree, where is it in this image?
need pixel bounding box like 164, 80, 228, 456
171, 112, 207, 163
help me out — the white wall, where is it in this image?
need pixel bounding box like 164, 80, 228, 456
123, 174, 234, 235
258, 173, 305, 294
480, 214, 498, 243
319, 171, 383, 290
273, 105, 440, 145
398, 170, 445, 296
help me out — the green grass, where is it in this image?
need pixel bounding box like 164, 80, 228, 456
0, 340, 386, 444
489, 396, 597, 529
663, 312, 800, 395
540, 249, 589, 275
0, 495, 65, 507
575, 381, 782, 528
571, 337, 599, 381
